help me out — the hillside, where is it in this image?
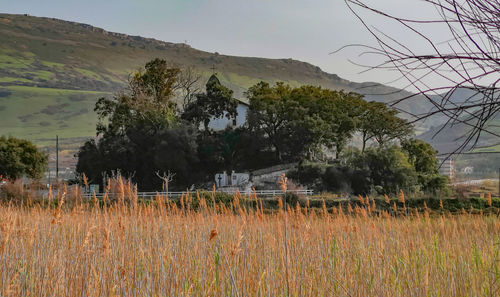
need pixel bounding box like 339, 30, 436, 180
419, 114, 500, 155
0, 13, 457, 171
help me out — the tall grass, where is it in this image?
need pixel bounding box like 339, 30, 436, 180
0, 179, 499, 296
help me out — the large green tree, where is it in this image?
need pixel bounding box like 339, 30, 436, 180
358, 101, 413, 148
77, 59, 202, 190
0, 136, 47, 180
402, 138, 448, 193
343, 145, 418, 194
247, 82, 365, 161
299, 87, 365, 157
246, 82, 313, 162
94, 59, 184, 136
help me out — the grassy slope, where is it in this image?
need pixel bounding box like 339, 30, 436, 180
0, 86, 107, 142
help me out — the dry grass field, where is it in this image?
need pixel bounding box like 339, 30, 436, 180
0, 182, 499, 296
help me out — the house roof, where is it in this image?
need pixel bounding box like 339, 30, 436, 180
207, 73, 249, 106
207, 74, 221, 86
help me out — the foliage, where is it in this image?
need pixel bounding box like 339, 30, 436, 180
78, 59, 205, 190
76, 124, 200, 191
182, 75, 238, 131
246, 82, 304, 162
78, 59, 420, 192
359, 146, 417, 194
0, 136, 47, 179
94, 59, 182, 136
358, 101, 412, 151
246, 82, 372, 162
287, 162, 326, 190
196, 127, 276, 178
291, 140, 448, 195
402, 138, 449, 193
290, 86, 365, 157
402, 138, 438, 174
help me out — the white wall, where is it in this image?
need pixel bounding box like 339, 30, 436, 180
208, 103, 248, 131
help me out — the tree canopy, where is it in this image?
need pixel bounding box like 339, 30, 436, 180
77, 59, 202, 190
94, 58, 195, 136
0, 136, 48, 180
77, 58, 427, 193
358, 101, 412, 150
246, 82, 410, 162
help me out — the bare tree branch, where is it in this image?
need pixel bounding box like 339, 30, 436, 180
342, 0, 499, 155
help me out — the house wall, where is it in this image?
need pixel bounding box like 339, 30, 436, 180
208, 103, 248, 130
215, 171, 249, 187
437, 158, 455, 180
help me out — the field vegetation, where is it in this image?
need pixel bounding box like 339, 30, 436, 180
0, 178, 499, 296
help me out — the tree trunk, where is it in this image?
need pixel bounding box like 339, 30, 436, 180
274, 145, 282, 162
362, 131, 367, 153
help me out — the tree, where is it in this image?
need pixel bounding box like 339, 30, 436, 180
246, 82, 303, 162
0, 136, 48, 180
402, 139, 439, 174
95, 59, 199, 136
76, 124, 200, 191
304, 88, 365, 157
344, 0, 499, 153
77, 59, 203, 190
402, 138, 448, 193
177, 66, 202, 110
182, 74, 238, 131
196, 127, 275, 174
344, 145, 418, 194
247, 82, 365, 161
151, 126, 200, 188
358, 101, 413, 150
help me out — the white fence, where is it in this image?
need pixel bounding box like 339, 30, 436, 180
82, 189, 313, 200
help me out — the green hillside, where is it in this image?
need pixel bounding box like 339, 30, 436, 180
0, 13, 437, 159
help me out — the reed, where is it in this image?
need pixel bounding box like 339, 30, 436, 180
0, 179, 498, 296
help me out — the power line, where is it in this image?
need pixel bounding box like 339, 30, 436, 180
437, 151, 500, 156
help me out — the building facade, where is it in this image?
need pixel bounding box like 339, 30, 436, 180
437, 157, 455, 180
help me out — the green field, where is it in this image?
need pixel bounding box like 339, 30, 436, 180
0, 86, 108, 144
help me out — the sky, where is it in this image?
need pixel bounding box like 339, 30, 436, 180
2, 0, 448, 88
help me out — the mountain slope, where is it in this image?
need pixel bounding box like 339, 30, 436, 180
0, 13, 436, 147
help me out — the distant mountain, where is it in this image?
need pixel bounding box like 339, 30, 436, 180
420, 113, 500, 155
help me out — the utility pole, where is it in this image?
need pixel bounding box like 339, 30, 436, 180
56, 135, 59, 182
498, 167, 499, 198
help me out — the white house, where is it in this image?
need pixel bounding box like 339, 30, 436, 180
215, 171, 250, 188
199, 74, 249, 131
208, 102, 248, 130
462, 166, 474, 175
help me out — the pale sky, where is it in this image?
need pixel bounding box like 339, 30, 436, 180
2, 0, 447, 88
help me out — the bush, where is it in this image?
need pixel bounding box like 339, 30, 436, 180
0, 136, 48, 180
291, 144, 449, 196
288, 162, 327, 191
